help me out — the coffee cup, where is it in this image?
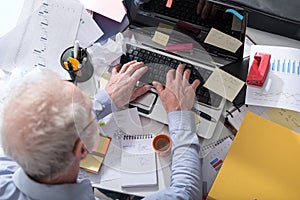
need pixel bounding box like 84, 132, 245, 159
152, 133, 172, 156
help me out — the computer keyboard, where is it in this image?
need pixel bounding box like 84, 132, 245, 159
120, 44, 223, 108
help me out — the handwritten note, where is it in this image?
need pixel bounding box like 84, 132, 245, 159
152, 31, 170, 46
98, 108, 143, 181
122, 145, 153, 173
266, 108, 300, 131
121, 134, 157, 187
204, 68, 245, 102
204, 28, 242, 53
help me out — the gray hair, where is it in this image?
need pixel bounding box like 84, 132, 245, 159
1, 69, 98, 180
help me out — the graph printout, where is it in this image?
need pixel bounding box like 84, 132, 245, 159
1, 0, 82, 78
246, 45, 300, 112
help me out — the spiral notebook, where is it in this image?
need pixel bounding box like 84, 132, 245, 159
202, 137, 233, 198
121, 134, 157, 188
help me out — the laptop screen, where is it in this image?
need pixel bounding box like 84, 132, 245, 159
128, 0, 247, 63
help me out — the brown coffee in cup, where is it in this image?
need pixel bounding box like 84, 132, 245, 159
152, 133, 172, 156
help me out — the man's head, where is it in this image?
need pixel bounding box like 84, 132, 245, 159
1, 69, 98, 181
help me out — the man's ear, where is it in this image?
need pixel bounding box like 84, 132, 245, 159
73, 139, 88, 160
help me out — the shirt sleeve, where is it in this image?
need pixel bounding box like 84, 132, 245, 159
144, 110, 202, 200
93, 90, 118, 120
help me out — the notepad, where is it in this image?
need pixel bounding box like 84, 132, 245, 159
202, 137, 232, 198
121, 134, 157, 188
208, 112, 300, 199
80, 135, 111, 173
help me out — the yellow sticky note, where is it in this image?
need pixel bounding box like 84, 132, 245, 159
80, 155, 104, 173
266, 108, 300, 131
194, 113, 200, 125
157, 22, 174, 34
152, 31, 170, 46
204, 28, 242, 53
204, 68, 245, 102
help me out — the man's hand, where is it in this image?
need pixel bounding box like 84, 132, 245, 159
197, 0, 216, 19
152, 64, 200, 113
105, 61, 151, 107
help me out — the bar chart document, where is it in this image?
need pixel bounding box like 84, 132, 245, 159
246, 45, 300, 112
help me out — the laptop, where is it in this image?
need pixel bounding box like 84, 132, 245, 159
119, 0, 247, 139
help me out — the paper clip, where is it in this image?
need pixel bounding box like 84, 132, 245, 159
246, 52, 271, 87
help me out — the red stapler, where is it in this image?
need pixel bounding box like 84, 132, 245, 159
246, 52, 271, 87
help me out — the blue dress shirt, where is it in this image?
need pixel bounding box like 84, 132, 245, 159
0, 90, 202, 200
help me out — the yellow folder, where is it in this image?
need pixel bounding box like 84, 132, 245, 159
208, 112, 300, 200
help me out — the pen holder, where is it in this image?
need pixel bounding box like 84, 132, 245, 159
60, 46, 94, 83
152, 133, 172, 157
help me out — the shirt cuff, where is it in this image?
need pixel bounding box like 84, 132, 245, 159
168, 110, 200, 149
93, 90, 117, 120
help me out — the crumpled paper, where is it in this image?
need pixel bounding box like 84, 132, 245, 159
87, 33, 126, 76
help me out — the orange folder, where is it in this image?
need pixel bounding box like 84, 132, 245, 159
208, 112, 300, 200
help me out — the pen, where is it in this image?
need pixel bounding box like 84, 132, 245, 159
67, 57, 80, 70
192, 107, 217, 123
74, 40, 79, 59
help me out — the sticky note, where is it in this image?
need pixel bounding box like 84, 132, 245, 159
152, 31, 170, 46
194, 113, 200, 125
93, 136, 111, 155
80, 136, 111, 173
157, 22, 174, 34
80, 155, 103, 173
166, 0, 173, 8
204, 68, 245, 102
266, 108, 300, 131
166, 43, 194, 52
231, 15, 242, 32
204, 28, 242, 53
176, 21, 199, 34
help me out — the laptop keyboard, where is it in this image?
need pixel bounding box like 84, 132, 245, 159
120, 44, 223, 108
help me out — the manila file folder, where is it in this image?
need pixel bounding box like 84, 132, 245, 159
208, 112, 300, 200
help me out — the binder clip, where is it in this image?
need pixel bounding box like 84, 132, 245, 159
246, 52, 271, 87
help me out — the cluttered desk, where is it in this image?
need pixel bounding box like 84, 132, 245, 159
1, 0, 300, 199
